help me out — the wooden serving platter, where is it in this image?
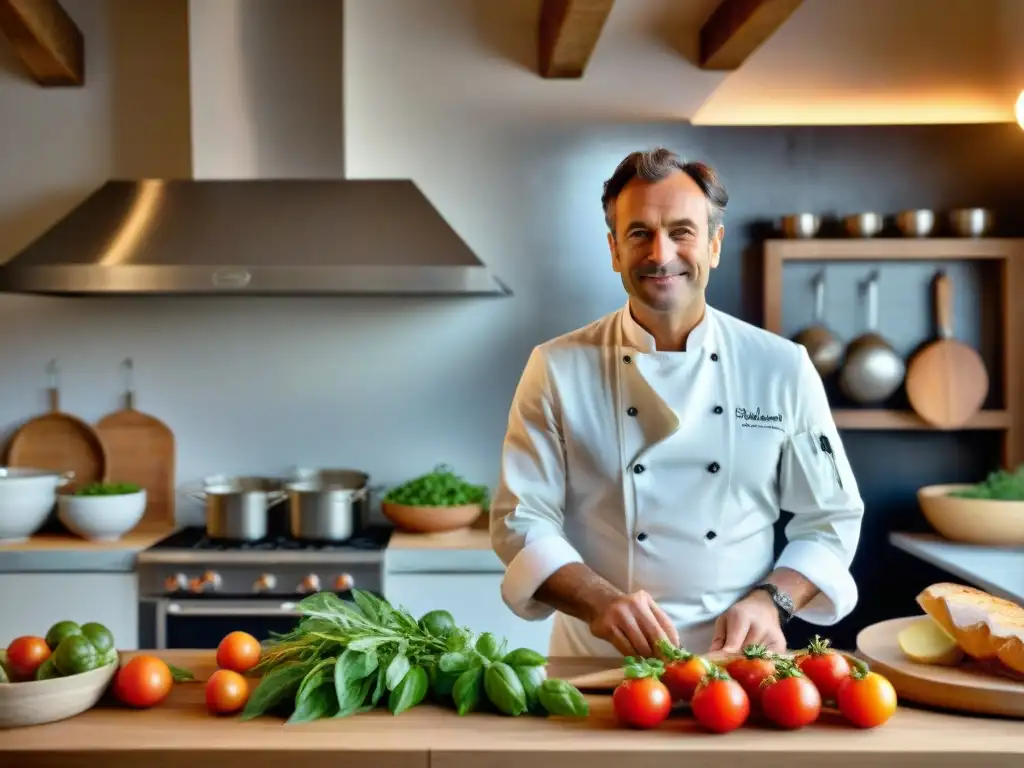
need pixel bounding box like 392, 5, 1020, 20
856, 616, 1024, 718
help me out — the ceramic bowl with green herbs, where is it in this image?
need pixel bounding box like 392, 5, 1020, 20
917, 467, 1024, 546
57, 482, 146, 542
381, 465, 488, 534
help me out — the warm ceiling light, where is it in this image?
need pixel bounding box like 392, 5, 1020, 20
1017, 90, 1024, 130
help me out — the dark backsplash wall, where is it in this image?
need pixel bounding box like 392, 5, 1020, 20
526, 121, 1024, 649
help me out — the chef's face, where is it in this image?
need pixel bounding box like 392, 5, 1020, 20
608, 172, 724, 314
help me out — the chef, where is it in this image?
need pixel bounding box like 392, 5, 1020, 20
489, 147, 865, 659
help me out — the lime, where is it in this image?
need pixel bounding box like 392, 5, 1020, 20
0, 655, 9, 684
80, 622, 115, 655
45, 620, 83, 651
54, 635, 99, 676
419, 609, 456, 637
35, 656, 62, 681
99, 648, 119, 667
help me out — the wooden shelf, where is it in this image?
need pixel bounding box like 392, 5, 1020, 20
832, 409, 1011, 431
765, 238, 1021, 261
763, 236, 1024, 465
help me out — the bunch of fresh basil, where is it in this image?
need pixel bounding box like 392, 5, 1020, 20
240, 590, 589, 724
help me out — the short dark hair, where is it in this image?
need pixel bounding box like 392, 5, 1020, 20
601, 148, 729, 236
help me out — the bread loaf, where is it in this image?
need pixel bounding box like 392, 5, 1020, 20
916, 583, 1024, 679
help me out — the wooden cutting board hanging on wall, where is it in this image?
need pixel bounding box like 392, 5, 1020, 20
6, 360, 107, 493
95, 358, 176, 527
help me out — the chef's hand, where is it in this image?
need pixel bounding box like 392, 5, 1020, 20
588, 590, 679, 657
708, 590, 786, 654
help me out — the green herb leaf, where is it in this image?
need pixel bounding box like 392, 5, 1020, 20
439, 651, 472, 674
484, 662, 528, 716
452, 666, 483, 716
351, 590, 385, 624
368, 665, 387, 707
388, 665, 428, 715
475, 632, 508, 661
241, 662, 310, 720
385, 653, 411, 691
167, 663, 195, 682
502, 648, 547, 668
514, 665, 548, 715
536, 678, 589, 718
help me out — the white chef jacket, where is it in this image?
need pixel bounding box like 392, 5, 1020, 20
490, 302, 865, 657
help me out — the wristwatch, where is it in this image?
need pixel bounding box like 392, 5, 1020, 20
750, 583, 795, 625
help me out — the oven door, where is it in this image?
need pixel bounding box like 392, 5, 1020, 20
139, 598, 307, 649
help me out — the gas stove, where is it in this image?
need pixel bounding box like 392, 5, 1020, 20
136, 525, 392, 599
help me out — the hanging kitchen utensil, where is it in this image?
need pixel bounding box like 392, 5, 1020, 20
6, 360, 108, 494
905, 271, 989, 428
838, 271, 906, 405
95, 358, 177, 527
792, 270, 843, 377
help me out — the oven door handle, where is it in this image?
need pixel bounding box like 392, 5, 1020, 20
166, 602, 301, 617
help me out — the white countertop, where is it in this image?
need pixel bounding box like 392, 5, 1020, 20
889, 532, 1024, 603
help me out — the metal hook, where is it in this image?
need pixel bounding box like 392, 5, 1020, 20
122, 357, 136, 409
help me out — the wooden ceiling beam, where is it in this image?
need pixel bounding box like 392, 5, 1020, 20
699, 0, 803, 71
0, 0, 84, 86
538, 0, 615, 79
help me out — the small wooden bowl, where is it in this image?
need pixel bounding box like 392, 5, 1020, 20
917, 484, 1024, 546
381, 501, 482, 534
0, 650, 118, 729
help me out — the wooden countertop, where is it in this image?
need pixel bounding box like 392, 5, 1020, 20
388, 527, 492, 551
0, 523, 175, 552
3, 651, 1022, 768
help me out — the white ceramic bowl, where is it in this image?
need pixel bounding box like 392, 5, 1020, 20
0, 468, 74, 544
57, 489, 147, 542
0, 649, 118, 729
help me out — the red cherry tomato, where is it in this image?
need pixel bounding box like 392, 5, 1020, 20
612, 658, 673, 729
794, 635, 851, 701
836, 660, 898, 729
5, 636, 51, 680
658, 646, 712, 702
113, 655, 173, 709
690, 667, 750, 734
725, 644, 777, 707
760, 664, 822, 730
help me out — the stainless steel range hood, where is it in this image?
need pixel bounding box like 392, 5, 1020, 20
0, 179, 511, 296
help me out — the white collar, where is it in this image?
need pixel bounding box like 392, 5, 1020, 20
620, 300, 713, 353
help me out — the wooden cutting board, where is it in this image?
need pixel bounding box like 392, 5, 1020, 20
563, 650, 794, 692
6, 360, 107, 493
95, 359, 176, 527
856, 616, 1024, 718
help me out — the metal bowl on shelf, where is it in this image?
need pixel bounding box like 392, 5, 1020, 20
843, 212, 884, 238
895, 209, 936, 237
949, 208, 993, 237
779, 213, 821, 239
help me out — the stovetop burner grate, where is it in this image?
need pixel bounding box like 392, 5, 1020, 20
149, 526, 392, 552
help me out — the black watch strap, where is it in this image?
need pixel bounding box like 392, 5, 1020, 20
751, 583, 795, 624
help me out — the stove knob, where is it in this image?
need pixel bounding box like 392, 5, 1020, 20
334, 573, 354, 591
253, 573, 277, 593
297, 573, 321, 594
189, 570, 223, 593
164, 573, 187, 592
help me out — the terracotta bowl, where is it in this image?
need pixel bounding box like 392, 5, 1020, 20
917, 484, 1024, 546
0, 649, 118, 729
381, 502, 482, 534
